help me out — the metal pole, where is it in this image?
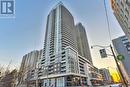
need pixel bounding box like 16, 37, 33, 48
110, 44, 128, 87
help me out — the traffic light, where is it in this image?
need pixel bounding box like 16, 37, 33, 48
117, 54, 125, 61
99, 49, 107, 58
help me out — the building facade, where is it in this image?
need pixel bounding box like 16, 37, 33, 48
99, 68, 112, 84
17, 50, 43, 87
111, 0, 130, 41
87, 66, 103, 86
76, 23, 92, 63
112, 36, 130, 83
38, 2, 93, 87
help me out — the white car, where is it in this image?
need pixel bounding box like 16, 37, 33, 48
110, 84, 122, 87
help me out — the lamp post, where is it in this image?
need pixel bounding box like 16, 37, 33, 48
91, 44, 128, 87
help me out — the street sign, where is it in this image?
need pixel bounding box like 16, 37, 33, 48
117, 54, 125, 61
99, 49, 107, 58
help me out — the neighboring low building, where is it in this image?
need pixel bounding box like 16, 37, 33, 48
38, 46, 93, 86
99, 68, 112, 84
17, 49, 43, 87
112, 36, 130, 83
87, 65, 103, 86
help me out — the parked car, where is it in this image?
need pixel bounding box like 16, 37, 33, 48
110, 84, 122, 87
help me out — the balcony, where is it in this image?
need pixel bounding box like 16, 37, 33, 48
126, 0, 130, 6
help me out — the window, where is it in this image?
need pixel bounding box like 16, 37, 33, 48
125, 15, 128, 20
62, 51, 65, 54
125, 8, 129, 15
54, 69, 57, 71
62, 55, 65, 58
121, 1, 124, 7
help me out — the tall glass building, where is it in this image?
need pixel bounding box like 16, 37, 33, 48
76, 23, 92, 63
38, 2, 93, 87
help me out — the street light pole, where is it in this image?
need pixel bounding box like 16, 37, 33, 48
91, 44, 128, 86
110, 45, 128, 87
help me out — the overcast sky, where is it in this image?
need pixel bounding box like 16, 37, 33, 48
0, 0, 124, 69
